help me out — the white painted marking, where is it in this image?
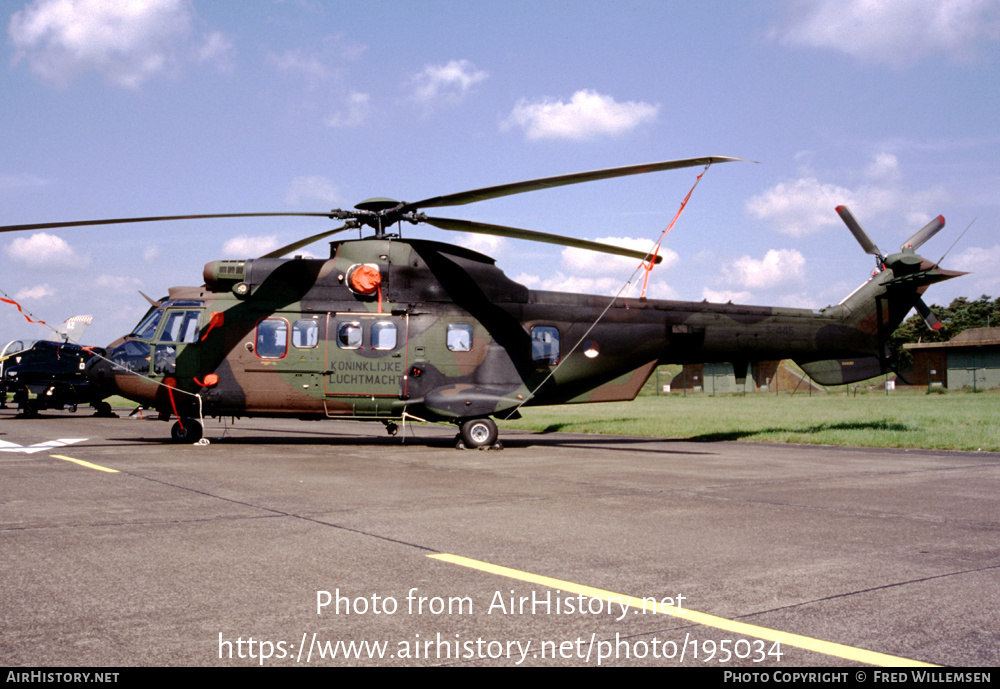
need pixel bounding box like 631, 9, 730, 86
0, 438, 88, 454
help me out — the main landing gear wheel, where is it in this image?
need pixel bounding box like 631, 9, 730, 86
457, 417, 499, 450
170, 418, 203, 443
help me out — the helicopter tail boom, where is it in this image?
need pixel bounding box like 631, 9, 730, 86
795, 260, 964, 385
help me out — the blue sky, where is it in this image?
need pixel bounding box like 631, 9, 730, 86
2, 0, 999, 345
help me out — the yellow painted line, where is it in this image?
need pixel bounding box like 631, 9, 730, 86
429, 553, 936, 667
50, 454, 119, 473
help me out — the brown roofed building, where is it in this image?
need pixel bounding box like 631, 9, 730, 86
903, 327, 1000, 390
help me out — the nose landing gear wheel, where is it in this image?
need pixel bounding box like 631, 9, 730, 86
170, 418, 203, 443
458, 417, 498, 449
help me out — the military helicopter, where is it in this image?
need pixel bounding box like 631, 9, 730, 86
0, 156, 963, 447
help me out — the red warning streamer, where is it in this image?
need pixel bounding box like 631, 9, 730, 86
163, 377, 183, 432
1, 296, 48, 326
640, 162, 711, 298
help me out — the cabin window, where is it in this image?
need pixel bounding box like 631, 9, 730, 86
371, 322, 397, 351
292, 320, 319, 348
531, 326, 560, 365
447, 323, 473, 352
337, 322, 363, 350
256, 318, 288, 359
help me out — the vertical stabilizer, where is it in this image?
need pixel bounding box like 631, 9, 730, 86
52, 315, 94, 344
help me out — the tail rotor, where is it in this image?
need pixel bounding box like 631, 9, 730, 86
835, 205, 952, 333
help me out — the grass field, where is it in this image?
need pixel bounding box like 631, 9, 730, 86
502, 389, 1000, 452
33, 387, 1000, 453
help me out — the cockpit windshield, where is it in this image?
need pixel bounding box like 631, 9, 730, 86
128, 300, 204, 341
131, 310, 163, 340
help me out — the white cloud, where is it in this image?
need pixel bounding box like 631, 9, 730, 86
729, 249, 806, 289
95, 274, 142, 292
771, 0, 1000, 68
265, 35, 367, 86
509, 236, 681, 300
950, 243, 1000, 293
746, 152, 949, 237
285, 176, 342, 207
746, 177, 854, 236
635, 278, 676, 300
502, 90, 659, 141
325, 91, 372, 128
0, 173, 50, 190
705, 249, 818, 306
455, 233, 505, 256
221, 235, 280, 257
864, 152, 903, 183
267, 40, 371, 126
513, 271, 676, 299
196, 31, 234, 73
14, 284, 55, 300
6, 232, 79, 266
560, 237, 678, 276
408, 59, 487, 107
952, 243, 1000, 273
267, 48, 330, 82
143, 245, 160, 262
8, 0, 203, 88
702, 288, 753, 304
775, 293, 822, 309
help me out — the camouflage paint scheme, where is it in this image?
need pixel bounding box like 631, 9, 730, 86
86, 234, 960, 446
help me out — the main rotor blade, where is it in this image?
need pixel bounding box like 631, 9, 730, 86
259, 224, 351, 259
0, 212, 337, 234
401, 156, 749, 212
423, 216, 663, 264
835, 205, 883, 258
902, 215, 945, 251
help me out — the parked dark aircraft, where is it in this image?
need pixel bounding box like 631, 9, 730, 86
1, 340, 111, 416
0, 157, 962, 446
0, 316, 112, 415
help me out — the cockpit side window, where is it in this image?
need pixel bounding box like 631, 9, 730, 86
158, 311, 201, 343
181, 313, 200, 343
